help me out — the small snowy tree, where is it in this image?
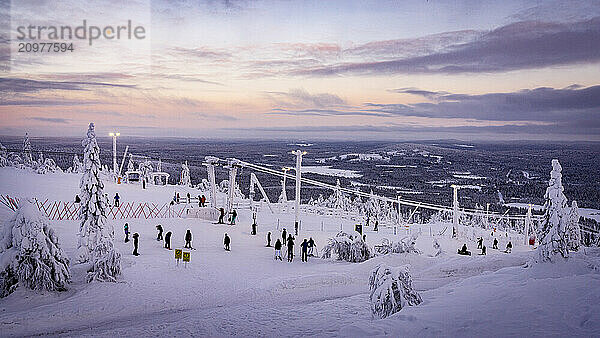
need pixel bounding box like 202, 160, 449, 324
0, 142, 8, 167
536, 159, 570, 262
432, 238, 443, 257
567, 201, 581, 252
392, 233, 421, 254
22, 132, 33, 165
369, 263, 422, 319
0, 199, 70, 298
179, 161, 191, 186
321, 231, 371, 262
138, 160, 153, 184
77, 123, 121, 282
72, 154, 83, 173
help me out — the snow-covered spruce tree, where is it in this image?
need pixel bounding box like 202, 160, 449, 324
0, 142, 8, 167
72, 154, 83, 173
22, 133, 33, 165
179, 161, 191, 186
392, 233, 421, 254
138, 160, 153, 184
321, 231, 371, 262
369, 263, 422, 319
0, 198, 70, 298
77, 123, 121, 282
432, 238, 442, 257
567, 201, 581, 252
536, 159, 570, 262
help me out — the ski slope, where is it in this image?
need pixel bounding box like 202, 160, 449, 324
0, 167, 599, 337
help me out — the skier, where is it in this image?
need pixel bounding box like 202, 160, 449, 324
124, 223, 130, 242
164, 231, 172, 250
229, 209, 237, 225
224, 233, 231, 251
198, 195, 202, 207
477, 237, 483, 249
374, 220, 378, 232
457, 243, 471, 256
308, 237, 315, 256
201, 195, 206, 207
173, 192, 177, 203
142, 179, 146, 189
301, 239, 309, 262
187, 192, 191, 203
114, 193, 120, 207
362, 234, 366, 242
185, 229, 193, 249
505, 241, 512, 253
452, 226, 457, 238
266, 232, 272, 247
282, 228, 287, 245
156, 224, 163, 241
74, 194, 81, 203
218, 208, 225, 224
176, 193, 180, 203
480, 245, 487, 255
132, 233, 139, 256
274, 239, 282, 260
287, 234, 295, 262
493, 237, 499, 249
295, 221, 298, 236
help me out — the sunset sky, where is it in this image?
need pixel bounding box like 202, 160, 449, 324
1, 0, 599, 140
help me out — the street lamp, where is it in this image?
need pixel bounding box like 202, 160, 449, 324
109, 132, 120, 176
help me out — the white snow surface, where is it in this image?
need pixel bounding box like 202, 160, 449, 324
0, 167, 599, 337
302, 166, 362, 178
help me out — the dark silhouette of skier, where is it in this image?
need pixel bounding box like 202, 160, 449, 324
251, 221, 257, 235
224, 233, 231, 251
185, 229, 192, 249
218, 208, 225, 224
201, 195, 206, 207
287, 235, 295, 262
266, 232, 272, 247
165, 231, 172, 250
274, 239, 282, 260
74, 195, 81, 203
477, 237, 483, 249
156, 224, 163, 241
505, 241, 512, 253
458, 243, 471, 256
282, 228, 287, 245
187, 192, 191, 203
374, 220, 378, 232
124, 223, 129, 242
133, 233, 139, 256
308, 237, 315, 256
229, 209, 237, 225
301, 239, 309, 262
493, 238, 499, 249
114, 193, 120, 207
176, 193, 180, 203
480, 245, 487, 255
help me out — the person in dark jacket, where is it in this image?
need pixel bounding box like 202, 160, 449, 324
274, 239, 282, 260
480, 245, 487, 255
185, 229, 192, 249
266, 232, 272, 247
187, 192, 191, 203
493, 237, 499, 249
218, 208, 225, 224
301, 239, 309, 262
251, 221, 257, 235
287, 235, 295, 262
201, 195, 206, 207
156, 224, 163, 241
164, 231, 172, 250
133, 233, 139, 256
477, 237, 483, 249
374, 220, 378, 232
224, 233, 231, 251
458, 243, 471, 256
282, 228, 287, 245
505, 241, 512, 253
229, 209, 237, 225
124, 223, 130, 242
308, 237, 315, 256
74, 195, 81, 203
114, 193, 120, 207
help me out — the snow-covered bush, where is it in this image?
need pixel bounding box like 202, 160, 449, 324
321, 231, 371, 262
138, 160, 153, 183
374, 234, 421, 256
432, 238, 443, 257
77, 123, 121, 282
36, 158, 62, 174
22, 133, 33, 164
567, 201, 581, 252
369, 263, 422, 319
0, 142, 8, 167
69, 154, 83, 173
536, 159, 570, 262
0, 199, 70, 298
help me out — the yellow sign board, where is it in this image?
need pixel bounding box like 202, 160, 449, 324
182, 251, 190, 262
175, 249, 182, 259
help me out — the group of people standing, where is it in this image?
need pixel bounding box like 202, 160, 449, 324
458, 236, 513, 256
271, 228, 316, 263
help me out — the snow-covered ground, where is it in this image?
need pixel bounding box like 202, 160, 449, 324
1, 167, 599, 337
302, 166, 362, 178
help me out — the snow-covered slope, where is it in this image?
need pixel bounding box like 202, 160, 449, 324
0, 167, 599, 337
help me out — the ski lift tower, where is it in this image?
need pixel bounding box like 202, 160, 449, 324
203, 156, 220, 208
109, 132, 120, 177
451, 185, 461, 229
225, 158, 242, 215
291, 150, 307, 235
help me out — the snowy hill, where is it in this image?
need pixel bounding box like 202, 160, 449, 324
0, 167, 599, 337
